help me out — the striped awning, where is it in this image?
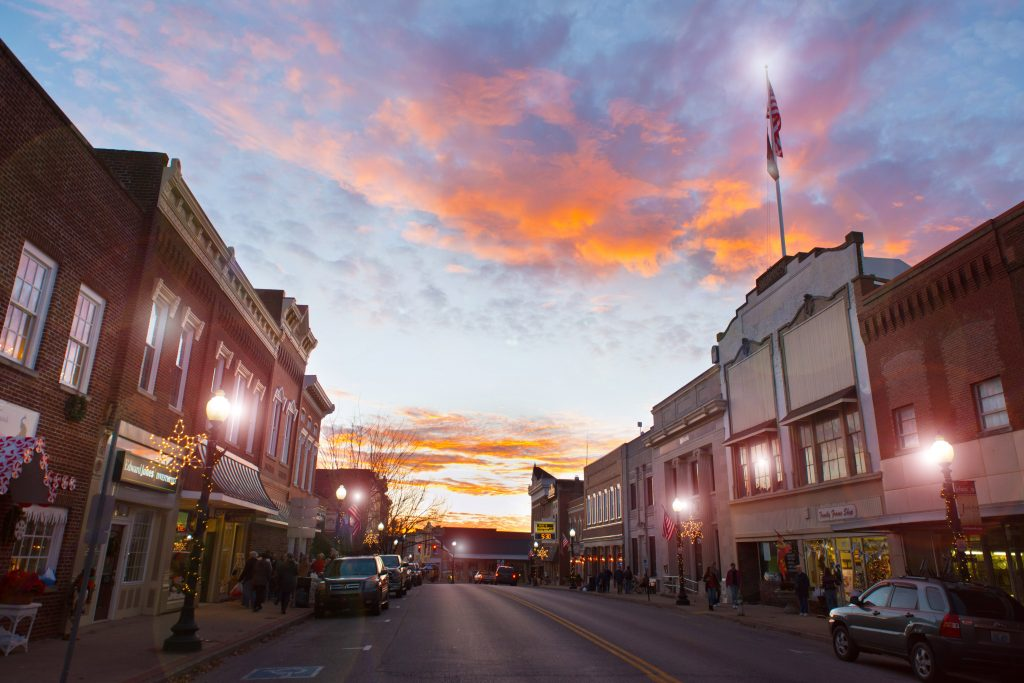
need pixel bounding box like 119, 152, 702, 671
209, 453, 278, 515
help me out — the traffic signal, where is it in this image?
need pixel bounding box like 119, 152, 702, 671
417, 544, 422, 552
432, 543, 438, 552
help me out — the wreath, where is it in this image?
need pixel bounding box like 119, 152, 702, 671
64, 394, 88, 422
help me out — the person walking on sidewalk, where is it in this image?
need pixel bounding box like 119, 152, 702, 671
614, 566, 624, 594
725, 562, 740, 608
821, 566, 838, 611
239, 551, 258, 609
623, 566, 633, 594
276, 553, 299, 614
794, 564, 811, 616
703, 564, 720, 611
250, 552, 272, 612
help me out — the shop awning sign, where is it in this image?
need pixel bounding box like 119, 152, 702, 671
817, 503, 857, 523
114, 450, 179, 493
954, 480, 982, 533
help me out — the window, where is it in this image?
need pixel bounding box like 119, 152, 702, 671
246, 383, 265, 453
794, 405, 868, 486
925, 586, 946, 612
60, 286, 105, 392
267, 389, 284, 457
227, 364, 252, 445
1, 243, 56, 367
861, 583, 892, 608
975, 377, 1009, 430
170, 310, 203, 411
281, 402, 297, 464
690, 460, 699, 495
733, 434, 783, 498
645, 476, 653, 508
122, 510, 154, 583
894, 405, 919, 450
629, 483, 637, 510
890, 586, 918, 610
138, 280, 179, 394
846, 409, 868, 475
10, 506, 67, 575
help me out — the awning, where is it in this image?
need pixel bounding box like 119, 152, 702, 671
778, 386, 858, 426
181, 452, 278, 515
723, 420, 778, 447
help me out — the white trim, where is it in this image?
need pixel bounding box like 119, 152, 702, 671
1, 242, 57, 369
60, 284, 106, 393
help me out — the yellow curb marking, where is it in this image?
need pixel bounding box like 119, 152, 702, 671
499, 592, 681, 683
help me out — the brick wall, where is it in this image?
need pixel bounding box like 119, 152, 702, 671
0, 40, 147, 638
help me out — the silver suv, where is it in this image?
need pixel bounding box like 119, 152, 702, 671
829, 576, 1024, 681
379, 554, 411, 597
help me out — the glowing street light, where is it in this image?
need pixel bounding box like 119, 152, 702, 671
930, 436, 970, 581
335, 484, 347, 501
671, 498, 690, 606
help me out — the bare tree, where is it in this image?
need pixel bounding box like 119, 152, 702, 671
321, 415, 447, 537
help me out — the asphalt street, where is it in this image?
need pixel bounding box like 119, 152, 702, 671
190, 583, 997, 682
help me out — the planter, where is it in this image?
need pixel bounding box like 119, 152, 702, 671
0, 591, 35, 605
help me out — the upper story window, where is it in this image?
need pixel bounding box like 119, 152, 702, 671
893, 405, 919, 450
690, 460, 699, 495
975, 377, 1009, 431
246, 382, 265, 454
281, 401, 297, 464
794, 405, 868, 486
138, 280, 179, 395
60, 285, 105, 393
732, 434, 783, 499
226, 363, 252, 445
629, 483, 636, 510
169, 309, 204, 411
267, 388, 285, 458
210, 342, 234, 393
645, 476, 653, 508
1, 243, 57, 368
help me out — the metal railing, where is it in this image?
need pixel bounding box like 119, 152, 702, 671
660, 575, 701, 596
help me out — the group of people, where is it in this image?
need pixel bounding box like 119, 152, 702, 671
792, 563, 840, 616
236, 550, 302, 614
586, 566, 636, 593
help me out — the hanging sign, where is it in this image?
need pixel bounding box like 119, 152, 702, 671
954, 480, 982, 533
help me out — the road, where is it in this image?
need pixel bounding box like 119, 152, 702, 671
191, 583, 992, 682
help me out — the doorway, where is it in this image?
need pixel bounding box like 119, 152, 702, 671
94, 523, 126, 621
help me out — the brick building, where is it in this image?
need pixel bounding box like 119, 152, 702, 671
0, 39, 149, 639
528, 466, 582, 584
856, 199, 1024, 600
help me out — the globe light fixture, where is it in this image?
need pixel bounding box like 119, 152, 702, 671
671, 497, 690, 605
929, 436, 955, 466
377, 521, 385, 532
205, 389, 231, 423
335, 484, 347, 501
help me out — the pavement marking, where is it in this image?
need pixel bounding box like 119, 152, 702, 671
340, 645, 373, 651
242, 666, 323, 679
499, 592, 680, 683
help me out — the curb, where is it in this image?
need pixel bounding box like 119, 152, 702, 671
125, 610, 313, 683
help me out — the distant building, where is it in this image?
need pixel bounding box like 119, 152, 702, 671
428, 526, 533, 583
623, 435, 654, 576
582, 446, 624, 580
528, 466, 583, 583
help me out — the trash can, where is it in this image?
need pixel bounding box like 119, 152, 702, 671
295, 577, 311, 608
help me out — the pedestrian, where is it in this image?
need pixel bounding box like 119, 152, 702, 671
250, 552, 272, 612
614, 566, 624, 594
239, 551, 258, 609
276, 553, 299, 614
703, 563, 720, 611
642, 570, 652, 596
297, 552, 309, 578
311, 552, 326, 576
726, 562, 740, 608
624, 566, 633, 594
821, 566, 838, 611
794, 564, 811, 616
603, 567, 612, 593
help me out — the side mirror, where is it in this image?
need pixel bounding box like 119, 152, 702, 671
380, 570, 388, 577
849, 595, 861, 606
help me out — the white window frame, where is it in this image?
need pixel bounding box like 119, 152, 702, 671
304, 426, 319, 492
10, 505, 67, 576
170, 308, 204, 411
280, 401, 297, 465
893, 404, 919, 450
1, 242, 57, 368
138, 280, 179, 395
975, 376, 1009, 431
227, 363, 253, 445
121, 509, 155, 584
267, 388, 285, 458
210, 341, 234, 393
60, 284, 105, 393
247, 381, 265, 454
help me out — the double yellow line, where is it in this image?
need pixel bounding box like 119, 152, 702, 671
501, 592, 681, 683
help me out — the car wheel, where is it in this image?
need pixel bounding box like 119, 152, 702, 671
832, 625, 859, 662
910, 640, 944, 682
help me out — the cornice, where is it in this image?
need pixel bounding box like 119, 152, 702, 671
159, 160, 282, 356
644, 398, 727, 448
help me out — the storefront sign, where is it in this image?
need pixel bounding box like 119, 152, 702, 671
817, 504, 858, 523
954, 480, 982, 533
534, 520, 555, 541
0, 399, 39, 438
114, 451, 178, 493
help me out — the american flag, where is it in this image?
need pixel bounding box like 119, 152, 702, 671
662, 509, 677, 541
561, 534, 570, 551
348, 505, 361, 538
766, 75, 783, 158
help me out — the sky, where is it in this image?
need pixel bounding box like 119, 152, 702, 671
2, 1, 1022, 531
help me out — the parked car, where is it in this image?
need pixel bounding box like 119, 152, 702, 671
314, 555, 389, 618
473, 570, 495, 584
379, 554, 411, 596
494, 566, 518, 586
408, 562, 423, 586
829, 576, 1024, 681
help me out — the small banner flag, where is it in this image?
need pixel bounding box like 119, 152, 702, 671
662, 508, 677, 541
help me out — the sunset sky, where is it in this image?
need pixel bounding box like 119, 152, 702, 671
3, 1, 1022, 531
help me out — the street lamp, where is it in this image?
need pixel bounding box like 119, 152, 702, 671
569, 528, 577, 588
672, 498, 691, 606
532, 540, 539, 587
452, 540, 458, 582
930, 436, 970, 581
378, 521, 385, 553
336, 484, 347, 501
164, 390, 230, 652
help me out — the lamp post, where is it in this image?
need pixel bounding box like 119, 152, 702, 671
672, 498, 691, 606
378, 521, 385, 554
164, 389, 230, 652
335, 485, 347, 552
452, 540, 458, 582
532, 540, 539, 586
569, 528, 577, 588
931, 437, 971, 582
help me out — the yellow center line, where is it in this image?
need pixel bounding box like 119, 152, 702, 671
499, 591, 682, 683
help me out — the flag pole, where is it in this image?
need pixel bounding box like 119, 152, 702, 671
766, 66, 786, 257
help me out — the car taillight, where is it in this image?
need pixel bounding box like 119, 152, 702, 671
939, 613, 961, 638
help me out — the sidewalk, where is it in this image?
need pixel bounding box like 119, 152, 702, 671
0, 600, 311, 682
544, 584, 831, 643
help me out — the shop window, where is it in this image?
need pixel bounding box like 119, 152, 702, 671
60, 285, 105, 392
974, 377, 1009, 430
893, 405, 919, 450
1, 243, 57, 368
122, 510, 154, 583
10, 506, 67, 576
733, 434, 783, 498
169, 511, 191, 596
